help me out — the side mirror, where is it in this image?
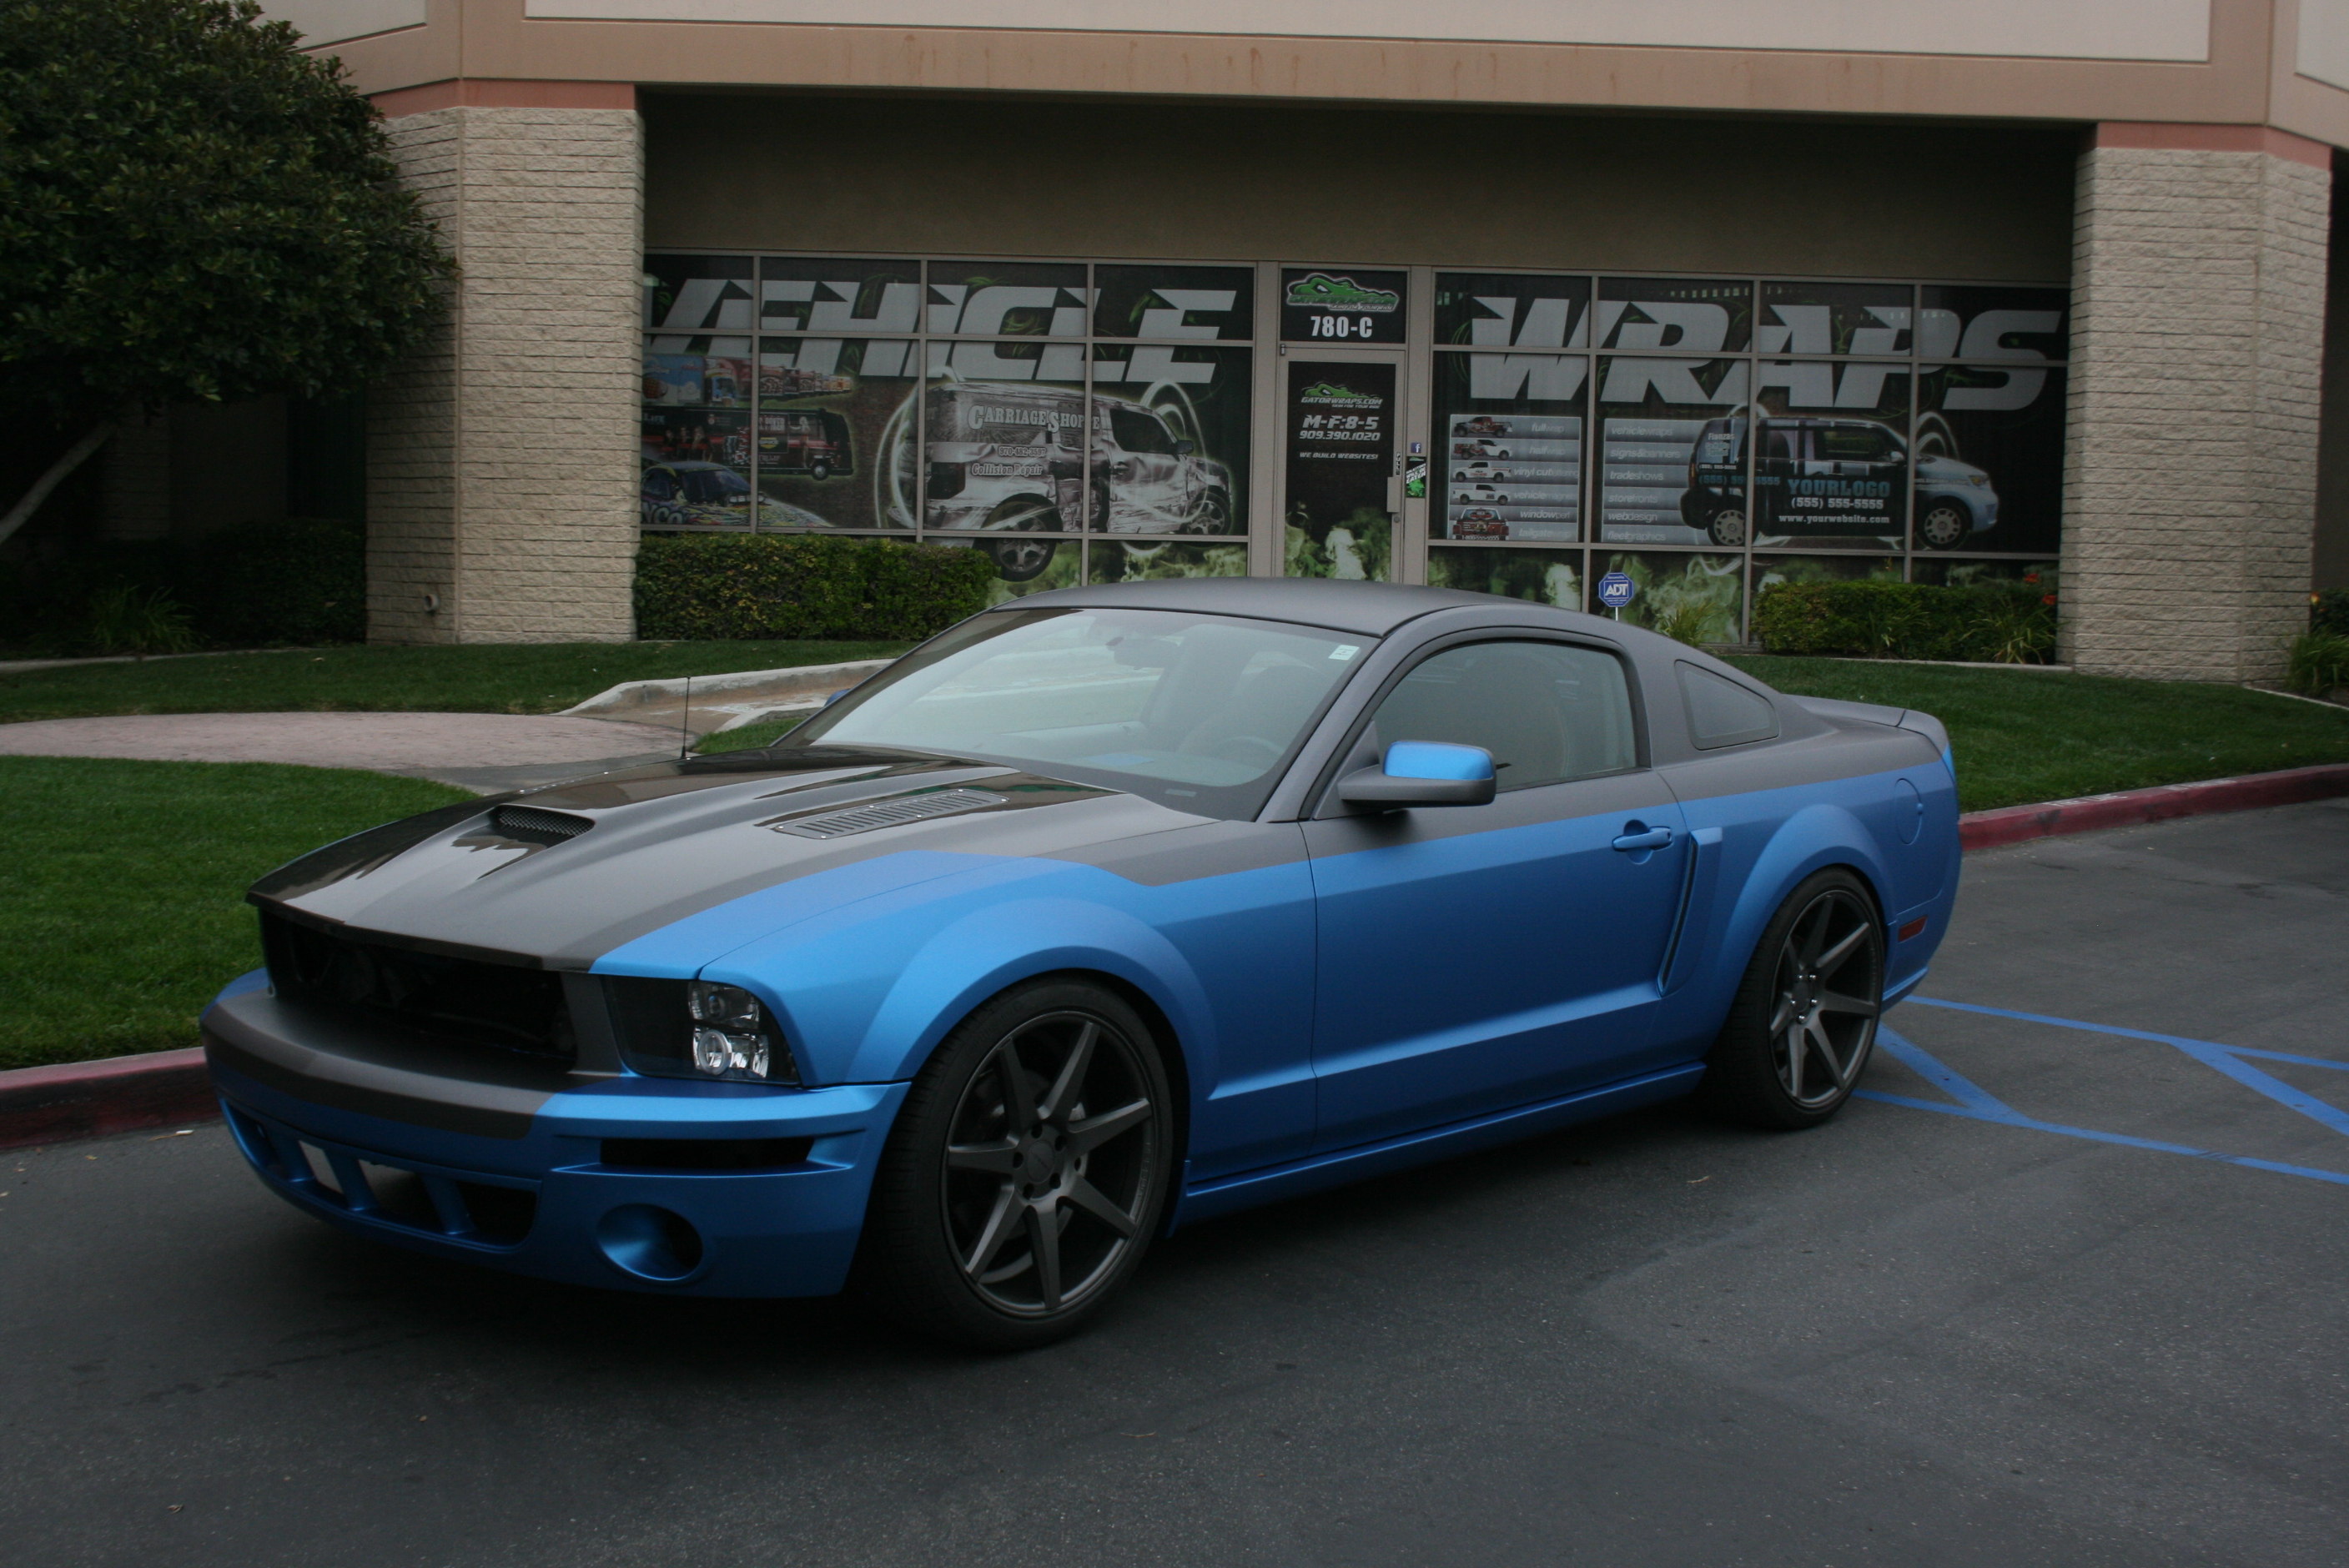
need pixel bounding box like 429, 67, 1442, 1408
1337, 741, 1496, 810
1173, 439, 1195, 455
821, 685, 855, 708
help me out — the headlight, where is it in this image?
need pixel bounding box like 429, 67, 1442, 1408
1968, 473, 1991, 487
603, 976, 799, 1084
688, 982, 771, 1079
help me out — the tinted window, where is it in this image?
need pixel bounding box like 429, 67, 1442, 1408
1109, 405, 1174, 455
1367, 641, 1637, 790
1817, 426, 1893, 461
1677, 662, 1778, 749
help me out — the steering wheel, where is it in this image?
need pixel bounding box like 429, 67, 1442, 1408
1205, 735, 1283, 769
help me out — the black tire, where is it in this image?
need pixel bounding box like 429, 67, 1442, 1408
808, 459, 832, 481
1698, 868, 1885, 1130
860, 979, 1174, 1349
1708, 507, 1748, 548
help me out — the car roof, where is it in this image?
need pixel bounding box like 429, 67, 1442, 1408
1003, 577, 1554, 636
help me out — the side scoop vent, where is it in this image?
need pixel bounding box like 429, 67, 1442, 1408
490, 805, 596, 846
769, 788, 1008, 840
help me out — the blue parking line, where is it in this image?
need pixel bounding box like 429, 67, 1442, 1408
1904, 997, 2349, 1139
1859, 1027, 2349, 1189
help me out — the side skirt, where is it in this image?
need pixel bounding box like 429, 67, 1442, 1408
1171, 1063, 1706, 1231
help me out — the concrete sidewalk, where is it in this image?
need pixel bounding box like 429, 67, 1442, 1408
0, 711, 687, 793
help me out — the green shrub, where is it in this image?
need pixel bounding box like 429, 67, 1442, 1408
188, 515, 365, 646
0, 515, 363, 654
1753, 579, 2058, 664
2313, 589, 2349, 638
635, 533, 996, 641
81, 583, 195, 656
2287, 631, 2349, 696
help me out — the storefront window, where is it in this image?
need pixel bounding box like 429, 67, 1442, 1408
1094, 265, 1255, 339
643, 253, 2070, 632
1431, 353, 1586, 543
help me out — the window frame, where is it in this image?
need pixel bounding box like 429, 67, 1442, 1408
1307, 627, 1650, 814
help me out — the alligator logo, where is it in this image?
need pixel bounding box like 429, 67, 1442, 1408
1285, 272, 1401, 313
1300, 381, 1382, 405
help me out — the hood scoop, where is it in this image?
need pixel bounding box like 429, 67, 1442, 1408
486, 805, 596, 846
768, 788, 1009, 840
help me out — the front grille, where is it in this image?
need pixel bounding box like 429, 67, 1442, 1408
769, 788, 1007, 839
259, 912, 575, 1063
224, 1103, 538, 1247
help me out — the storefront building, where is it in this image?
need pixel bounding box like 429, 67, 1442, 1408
179, 1, 2349, 679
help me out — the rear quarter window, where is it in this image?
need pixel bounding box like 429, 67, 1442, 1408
1677, 662, 1779, 750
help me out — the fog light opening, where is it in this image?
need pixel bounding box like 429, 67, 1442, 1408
596, 1204, 706, 1282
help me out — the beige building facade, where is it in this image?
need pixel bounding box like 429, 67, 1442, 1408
177, 0, 2349, 676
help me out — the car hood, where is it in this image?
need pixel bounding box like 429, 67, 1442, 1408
1914, 454, 1989, 482
250, 746, 1212, 971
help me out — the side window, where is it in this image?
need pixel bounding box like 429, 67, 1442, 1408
1677, 661, 1779, 749
1368, 640, 1637, 791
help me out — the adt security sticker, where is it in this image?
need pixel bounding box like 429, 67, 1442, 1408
1597, 571, 1636, 610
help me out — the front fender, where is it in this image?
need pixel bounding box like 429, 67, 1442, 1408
842, 895, 1217, 1088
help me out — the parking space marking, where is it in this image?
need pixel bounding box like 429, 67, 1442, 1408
1908, 996, 2349, 1138
1860, 1007, 2349, 1189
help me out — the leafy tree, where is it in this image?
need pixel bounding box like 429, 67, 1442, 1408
0, 0, 453, 542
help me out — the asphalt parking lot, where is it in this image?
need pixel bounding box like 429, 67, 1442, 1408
4, 798, 2345, 1567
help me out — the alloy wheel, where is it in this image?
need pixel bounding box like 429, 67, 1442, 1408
1768, 887, 1884, 1109
940, 1010, 1159, 1317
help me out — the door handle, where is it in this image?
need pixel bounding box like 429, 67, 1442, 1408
1612, 824, 1675, 852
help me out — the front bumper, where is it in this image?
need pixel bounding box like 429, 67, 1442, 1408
203, 984, 908, 1298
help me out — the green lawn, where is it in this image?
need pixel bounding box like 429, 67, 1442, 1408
0, 639, 912, 725
0, 757, 474, 1071
1728, 656, 2349, 812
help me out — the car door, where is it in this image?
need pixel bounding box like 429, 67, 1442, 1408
1303, 634, 1691, 1152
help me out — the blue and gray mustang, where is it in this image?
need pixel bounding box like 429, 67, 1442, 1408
204, 579, 1959, 1347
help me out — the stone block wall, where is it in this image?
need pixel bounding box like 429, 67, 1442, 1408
2064, 138, 2331, 681
368, 106, 642, 644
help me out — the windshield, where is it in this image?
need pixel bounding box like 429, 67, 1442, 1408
782, 606, 1370, 817
681, 468, 750, 501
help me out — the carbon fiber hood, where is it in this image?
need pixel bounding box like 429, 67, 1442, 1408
249, 746, 1207, 970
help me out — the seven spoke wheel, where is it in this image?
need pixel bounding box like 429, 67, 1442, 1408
1767, 886, 1883, 1112
1700, 869, 1885, 1128
864, 981, 1172, 1348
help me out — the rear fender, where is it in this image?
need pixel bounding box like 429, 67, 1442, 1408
1662, 802, 1894, 1044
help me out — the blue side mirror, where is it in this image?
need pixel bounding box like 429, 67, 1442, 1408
1338, 741, 1496, 810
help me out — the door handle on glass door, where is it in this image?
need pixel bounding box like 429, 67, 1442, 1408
1612, 824, 1675, 852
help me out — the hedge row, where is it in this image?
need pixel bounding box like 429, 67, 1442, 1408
1751, 579, 2058, 664
0, 515, 365, 653
634, 533, 998, 641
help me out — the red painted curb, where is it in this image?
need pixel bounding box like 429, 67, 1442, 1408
1959, 762, 2349, 851
0, 1047, 215, 1153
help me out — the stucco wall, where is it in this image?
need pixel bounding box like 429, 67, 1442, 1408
369, 104, 643, 645
2064, 143, 2331, 679
644, 94, 2076, 283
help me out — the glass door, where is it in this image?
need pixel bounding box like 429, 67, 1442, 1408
1278, 347, 1405, 581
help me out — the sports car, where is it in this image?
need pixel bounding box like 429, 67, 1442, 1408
204, 580, 1959, 1348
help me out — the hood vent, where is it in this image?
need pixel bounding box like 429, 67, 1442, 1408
770, 788, 1008, 840
490, 805, 596, 846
